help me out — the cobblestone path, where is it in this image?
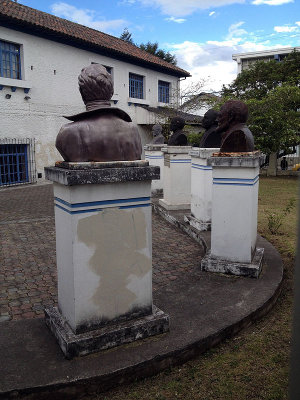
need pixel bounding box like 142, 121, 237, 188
0, 184, 203, 321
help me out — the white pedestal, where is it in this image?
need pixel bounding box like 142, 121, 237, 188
144, 144, 165, 195
159, 146, 191, 210
44, 161, 169, 358
201, 153, 264, 278
188, 148, 219, 231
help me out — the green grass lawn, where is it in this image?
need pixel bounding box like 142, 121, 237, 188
89, 176, 299, 400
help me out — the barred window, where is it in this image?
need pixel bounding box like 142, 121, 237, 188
129, 73, 144, 99
0, 40, 21, 79
0, 138, 36, 187
158, 80, 170, 103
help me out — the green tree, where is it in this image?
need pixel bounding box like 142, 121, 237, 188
120, 28, 134, 44
119, 31, 177, 65
221, 50, 300, 175
139, 41, 177, 65
247, 85, 300, 154
222, 50, 300, 100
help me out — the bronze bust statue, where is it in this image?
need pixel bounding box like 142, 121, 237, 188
56, 64, 142, 162
167, 117, 187, 146
199, 109, 221, 148
217, 100, 254, 152
151, 124, 165, 144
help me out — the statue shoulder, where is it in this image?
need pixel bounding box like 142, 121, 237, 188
56, 122, 75, 143
221, 124, 254, 152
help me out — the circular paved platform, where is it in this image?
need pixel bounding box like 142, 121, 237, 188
0, 184, 282, 399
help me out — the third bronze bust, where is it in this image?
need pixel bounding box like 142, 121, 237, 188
167, 117, 187, 146
56, 64, 142, 162
217, 100, 254, 153
199, 109, 221, 148
151, 124, 165, 144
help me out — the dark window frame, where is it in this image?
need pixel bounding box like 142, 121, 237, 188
158, 80, 170, 103
0, 143, 28, 185
0, 40, 21, 79
129, 73, 144, 99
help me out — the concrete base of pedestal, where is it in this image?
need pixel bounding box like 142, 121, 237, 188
158, 198, 190, 211
45, 305, 169, 359
201, 247, 264, 278
184, 215, 211, 232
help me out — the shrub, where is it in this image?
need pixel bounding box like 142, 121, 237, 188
266, 197, 296, 235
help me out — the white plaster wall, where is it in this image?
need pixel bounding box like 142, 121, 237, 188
139, 125, 152, 157
0, 26, 180, 175
54, 188, 75, 322
144, 147, 164, 193
161, 147, 191, 207
53, 180, 153, 332
210, 166, 259, 263
190, 148, 219, 222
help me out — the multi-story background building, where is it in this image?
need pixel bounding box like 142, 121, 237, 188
232, 46, 300, 73
0, 0, 190, 186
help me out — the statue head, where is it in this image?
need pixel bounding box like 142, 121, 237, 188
152, 124, 163, 137
170, 116, 185, 132
202, 109, 219, 130
78, 64, 114, 105
217, 100, 248, 133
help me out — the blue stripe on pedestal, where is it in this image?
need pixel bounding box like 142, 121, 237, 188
54, 196, 151, 215
192, 163, 212, 170
145, 155, 164, 159
213, 175, 259, 186
170, 159, 191, 164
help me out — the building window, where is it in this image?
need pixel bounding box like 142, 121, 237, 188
0, 143, 28, 185
0, 138, 36, 187
241, 56, 274, 71
129, 73, 144, 99
0, 40, 21, 79
274, 54, 287, 62
158, 80, 170, 103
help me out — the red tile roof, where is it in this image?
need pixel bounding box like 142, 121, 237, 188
0, 1, 190, 77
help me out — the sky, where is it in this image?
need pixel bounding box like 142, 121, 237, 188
19, 0, 300, 92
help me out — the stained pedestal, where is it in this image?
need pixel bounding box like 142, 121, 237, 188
45, 161, 169, 358
159, 146, 191, 210
201, 153, 264, 278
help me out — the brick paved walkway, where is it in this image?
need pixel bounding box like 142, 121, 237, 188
0, 184, 203, 322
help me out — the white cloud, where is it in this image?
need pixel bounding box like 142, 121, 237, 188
274, 25, 298, 32
227, 21, 247, 38
119, 0, 136, 4
165, 16, 187, 23
137, 0, 245, 17
295, 21, 300, 26
166, 22, 293, 92
209, 11, 216, 16
252, 0, 293, 5
51, 3, 127, 32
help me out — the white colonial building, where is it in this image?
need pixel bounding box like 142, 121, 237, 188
0, 0, 190, 186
